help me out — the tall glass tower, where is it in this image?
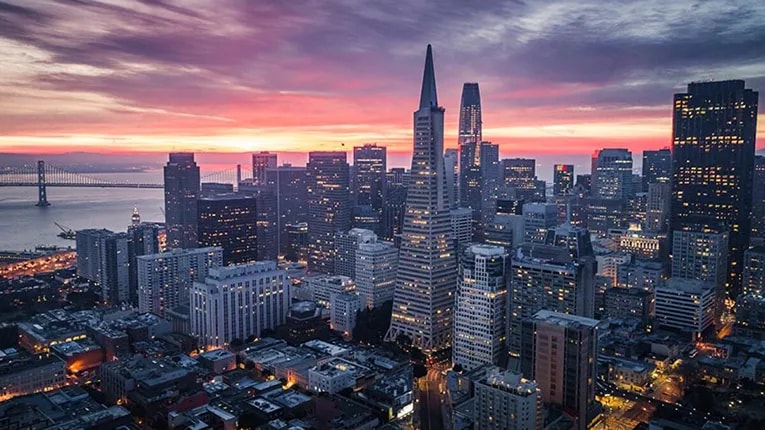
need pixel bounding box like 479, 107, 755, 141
385, 45, 457, 355
670, 80, 758, 297
164, 152, 200, 249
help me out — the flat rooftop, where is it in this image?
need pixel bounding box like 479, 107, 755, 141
533, 310, 600, 328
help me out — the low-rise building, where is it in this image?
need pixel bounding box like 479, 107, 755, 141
0, 349, 66, 402
308, 358, 371, 394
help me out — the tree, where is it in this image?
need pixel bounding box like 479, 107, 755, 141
413, 363, 427, 379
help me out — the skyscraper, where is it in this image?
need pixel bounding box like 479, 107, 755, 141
591, 148, 633, 200
353, 144, 386, 212
453, 245, 508, 371
382, 168, 408, 240
443, 148, 459, 210
164, 153, 200, 249
522, 202, 558, 244
642, 148, 671, 192
752, 156, 765, 239
252, 152, 277, 186
458, 82, 482, 147
197, 194, 258, 265
670, 80, 758, 296
458, 83, 483, 221
553, 164, 574, 196
501, 158, 540, 202
508, 225, 596, 356
645, 182, 671, 233
521, 311, 600, 430
306, 151, 351, 274
265, 164, 308, 257
385, 45, 457, 355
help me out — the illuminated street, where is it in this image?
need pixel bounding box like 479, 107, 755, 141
0, 251, 77, 279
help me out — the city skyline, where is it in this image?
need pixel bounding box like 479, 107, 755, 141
1, 1, 765, 157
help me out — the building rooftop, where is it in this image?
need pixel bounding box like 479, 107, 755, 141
249, 397, 282, 414
660, 277, 716, 294
533, 310, 600, 328
467, 244, 506, 257
310, 358, 369, 379
302, 340, 349, 357
199, 349, 235, 361
206, 261, 280, 281
483, 367, 539, 396
136, 246, 222, 261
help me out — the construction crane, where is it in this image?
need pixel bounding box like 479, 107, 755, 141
54, 222, 76, 240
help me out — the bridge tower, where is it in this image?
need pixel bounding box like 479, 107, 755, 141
35, 160, 50, 207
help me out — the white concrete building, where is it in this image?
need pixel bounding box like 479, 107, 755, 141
330, 292, 361, 338
453, 245, 508, 371
302, 275, 356, 309
190, 261, 288, 349
308, 358, 369, 394
137, 247, 223, 318
355, 240, 398, 309
655, 277, 716, 337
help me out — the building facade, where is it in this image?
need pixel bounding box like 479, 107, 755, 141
306, 152, 351, 274
670, 80, 758, 296
190, 262, 288, 349
355, 241, 398, 309
137, 247, 223, 318
197, 194, 258, 265
163, 152, 200, 249
453, 245, 508, 371
473, 367, 542, 430
386, 45, 457, 355
521, 311, 600, 430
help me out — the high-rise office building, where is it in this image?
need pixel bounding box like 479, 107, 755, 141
645, 182, 671, 233
752, 156, 765, 239
334, 228, 379, 279
385, 45, 457, 355
642, 149, 672, 192
382, 168, 408, 240
127, 223, 163, 305
99, 232, 130, 305
265, 165, 308, 257
164, 153, 200, 249
479, 141, 501, 225
553, 164, 574, 196
458, 83, 486, 224
451, 207, 474, 255
306, 152, 351, 274
76, 228, 113, 282
197, 194, 258, 265
252, 152, 277, 186
353, 144, 387, 212
671, 226, 729, 288
301, 275, 356, 309
76, 229, 130, 305
473, 367, 542, 430
522, 203, 558, 243
137, 247, 223, 318
190, 262, 288, 349
670, 80, 758, 296
592, 148, 633, 200
742, 246, 765, 296
444, 148, 459, 210
458, 82, 482, 147
508, 228, 596, 356
521, 311, 600, 430
484, 214, 525, 252
355, 240, 398, 309
501, 158, 538, 202
453, 245, 508, 371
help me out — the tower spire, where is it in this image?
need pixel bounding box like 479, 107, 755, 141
419, 44, 438, 109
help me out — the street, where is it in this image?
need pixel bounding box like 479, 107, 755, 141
419, 367, 446, 430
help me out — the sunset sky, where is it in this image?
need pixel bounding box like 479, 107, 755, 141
1, 0, 764, 164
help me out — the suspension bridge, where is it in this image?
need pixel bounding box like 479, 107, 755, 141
0, 161, 251, 206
